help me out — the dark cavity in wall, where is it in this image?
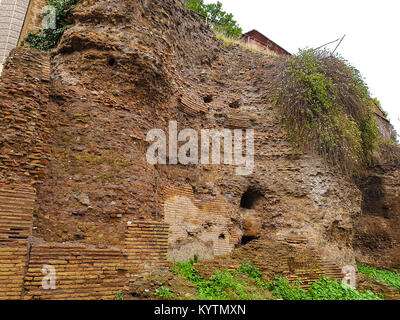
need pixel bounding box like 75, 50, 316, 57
240, 189, 263, 209
108, 58, 116, 66
203, 95, 213, 103
361, 175, 389, 218
240, 236, 258, 246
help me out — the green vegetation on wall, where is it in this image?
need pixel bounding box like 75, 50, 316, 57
114, 290, 124, 300
155, 286, 174, 299
271, 49, 379, 173
358, 263, 400, 292
22, 0, 77, 51
184, 0, 242, 39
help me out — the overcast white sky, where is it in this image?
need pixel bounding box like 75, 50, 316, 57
204, 0, 400, 134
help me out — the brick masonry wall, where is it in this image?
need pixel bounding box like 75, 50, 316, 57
24, 245, 129, 300
124, 221, 169, 275
0, 0, 397, 296
0, 183, 169, 300
0, 48, 52, 186
0, 44, 169, 297
163, 185, 242, 262
0, 49, 170, 299
0, 0, 31, 75
0, 185, 35, 299
22, 220, 170, 300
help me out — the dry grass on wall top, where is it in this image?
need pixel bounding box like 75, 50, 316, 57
215, 32, 279, 58
270, 49, 380, 174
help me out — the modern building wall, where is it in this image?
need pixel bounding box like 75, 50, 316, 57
241, 30, 291, 56
0, 0, 31, 75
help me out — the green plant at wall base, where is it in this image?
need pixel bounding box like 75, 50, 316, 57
197, 271, 248, 300
171, 261, 203, 284
114, 290, 124, 300
270, 276, 382, 300
358, 264, 400, 292
306, 276, 381, 300
155, 286, 174, 299
171, 260, 246, 299
172, 260, 383, 300
271, 49, 379, 173
235, 262, 262, 280
22, 0, 77, 51
270, 277, 309, 300
189, 254, 199, 264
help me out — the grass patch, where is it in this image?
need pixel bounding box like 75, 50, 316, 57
155, 286, 174, 299
358, 263, 400, 292
270, 276, 382, 300
171, 261, 272, 300
171, 260, 381, 300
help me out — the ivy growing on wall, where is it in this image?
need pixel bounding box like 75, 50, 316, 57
22, 0, 77, 51
271, 49, 379, 173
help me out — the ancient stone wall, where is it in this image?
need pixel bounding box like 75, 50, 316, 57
354, 148, 400, 269
0, 185, 35, 299
0, 183, 170, 300
30, 0, 362, 270
24, 245, 128, 300
1, 0, 399, 300
0, 48, 52, 186
163, 185, 242, 261
0, 43, 169, 299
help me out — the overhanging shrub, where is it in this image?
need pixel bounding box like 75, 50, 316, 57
271, 49, 379, 173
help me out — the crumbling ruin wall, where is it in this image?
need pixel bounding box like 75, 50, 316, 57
354, 146, 400, 270
0, 48, 53, 186
0, 183, 169, 300
0, 185, 35, 299
0, 0, 399, 300
0, 0, 362, 270
163, 185, 242, 261
0, 48, 171, 300
26, 0, 360, 271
